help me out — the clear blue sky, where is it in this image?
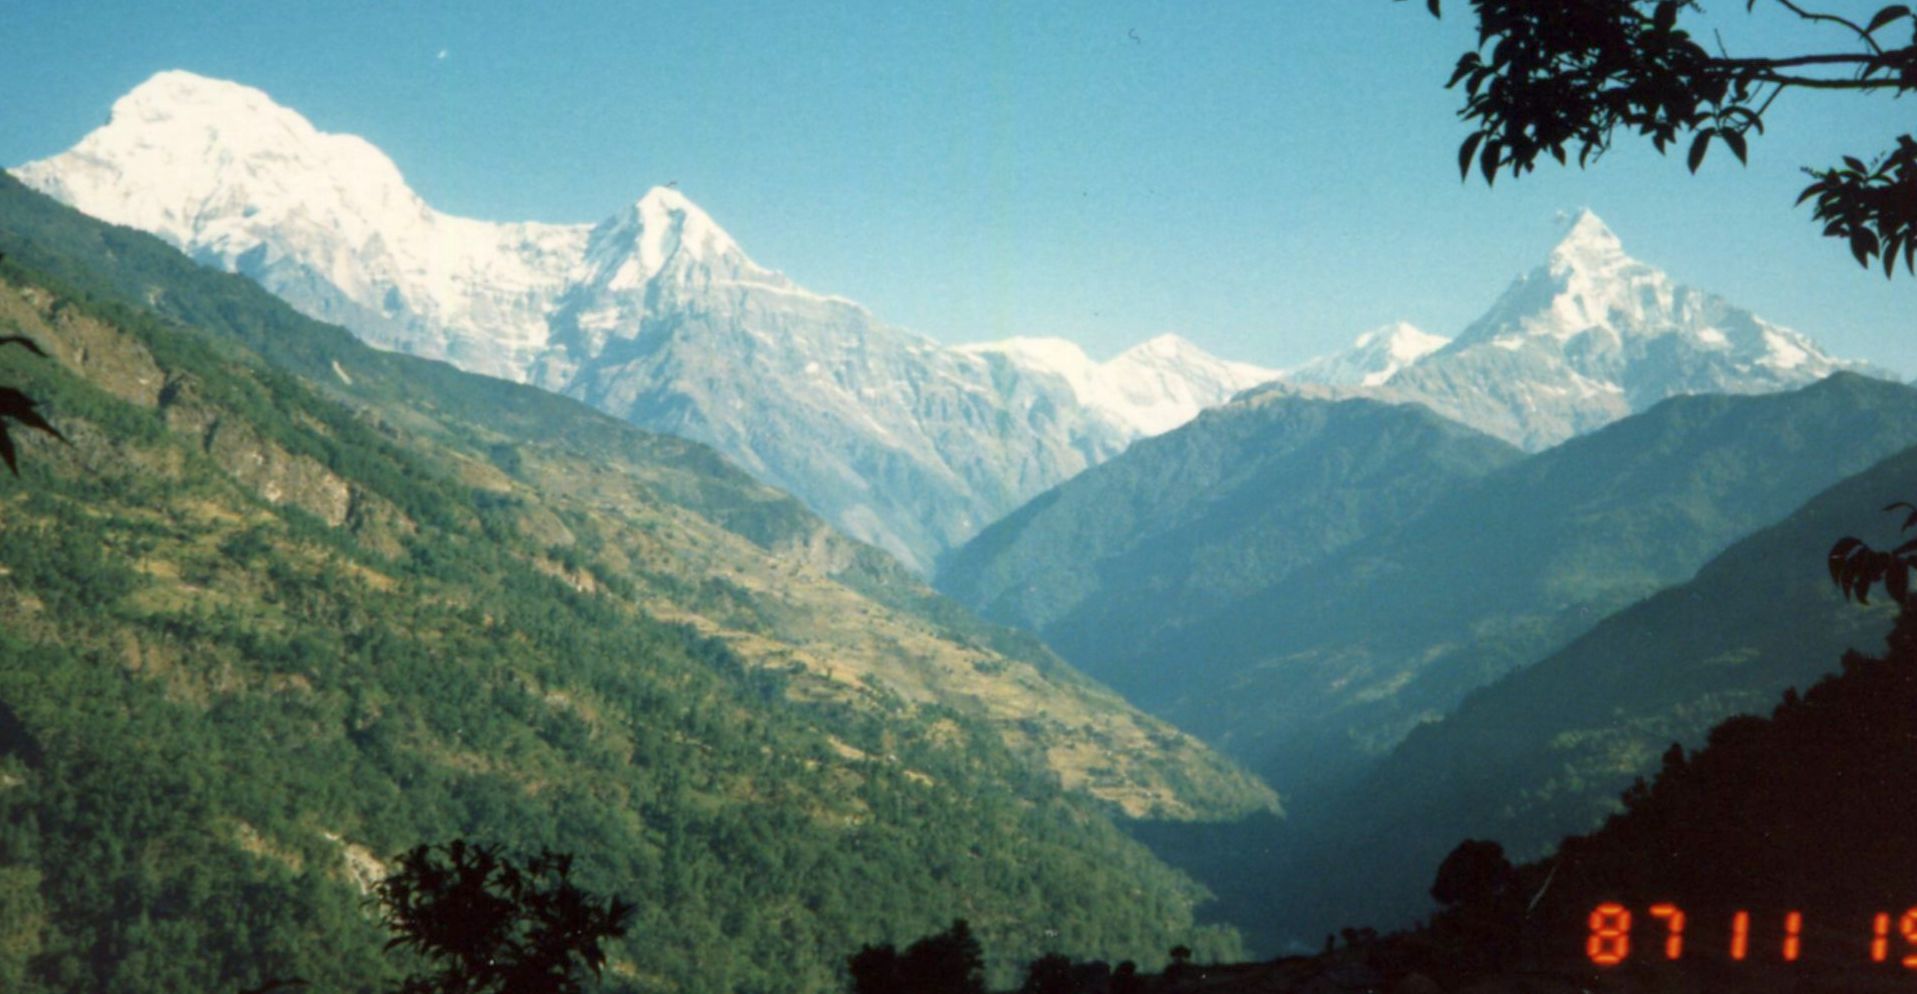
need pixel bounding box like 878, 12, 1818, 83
4, 1, 1911, 372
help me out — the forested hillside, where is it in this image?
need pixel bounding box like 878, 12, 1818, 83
936, 389, 1521, 675
1259, 438, 1914, 940
0, 175, 1271, 993
1090, 375, 1917, 796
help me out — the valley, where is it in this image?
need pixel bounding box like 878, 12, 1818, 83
2, 51, 1913, 994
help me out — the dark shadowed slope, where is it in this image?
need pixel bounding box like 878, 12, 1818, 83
938, 389, 1522, 705
1126, 373, 1917, 796
1257, 436, 1915, 943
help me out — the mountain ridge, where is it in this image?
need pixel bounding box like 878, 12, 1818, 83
12, 69, 1270, 573
1255, 428, 1917, 942
1344, 210, 1863, 448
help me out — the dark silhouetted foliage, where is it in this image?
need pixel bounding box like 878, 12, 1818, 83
1828, 500, 1917, 608
846, 920, 985, 994
375, 841, 633, 994
1429, 839, 1512, 909
1018, 952, 1077, 994
0, 252, 64, 474
1415, 510, 1917, 976
1403, 0, 1917, 276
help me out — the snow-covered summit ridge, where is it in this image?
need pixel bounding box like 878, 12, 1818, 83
577, 187, 782, 294
1378, 209, 1862, 448
10, 70, 803, 378
1548, 208, 1630, 274
20, 70, 442, 250
1449, 207, 1837, 363
14, 70, 1296, 572
961, 333, 1280, 436
1286, 321, 1449, 388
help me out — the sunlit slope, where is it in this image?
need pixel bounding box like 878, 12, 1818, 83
0, 172, 1271, 823
0, 177, 1271, 994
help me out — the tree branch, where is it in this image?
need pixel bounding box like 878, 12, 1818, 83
1736, 71, 1910, 90
1715, 52, 1884, 69
1767, 0, 1886, 56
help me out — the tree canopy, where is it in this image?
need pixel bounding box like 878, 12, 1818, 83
375, 841, 634, 994
1404, 0, 1917, 277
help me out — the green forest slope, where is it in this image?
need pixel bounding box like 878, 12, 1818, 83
0, 175, 1271, 994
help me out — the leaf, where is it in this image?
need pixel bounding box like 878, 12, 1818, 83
1830, 537, 1864, 583
1868, 4, 1911, 34
1654, 0, 1678, 33
1458, 132, 1485, 181
1723, 129, 1748, 165
1481, 139, 1502, 185
1851, 229, 1878, 267
1688, 130, 1711, 173
0, 389, 61, 441
1890, 562, 1910, 605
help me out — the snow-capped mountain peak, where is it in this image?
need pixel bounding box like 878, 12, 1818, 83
963, 333, 1279, 437
14, 69, 592, 378
1379, 210, 1863, 449
576, 187, 775, 293
17, 70, 1297, 572
1285, 321, 1450, 388
1117, 333, 1207, 363
1548, 208, 1630, 275
20, 70, 426, 253
105, 70, 280, 143
629, 186, 748, 271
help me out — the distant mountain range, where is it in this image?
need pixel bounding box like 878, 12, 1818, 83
960, 334, 1278, 437
940, 198, 1895, 793
10, 70, 1278, 572
1262, 210, 1865, 448
947, 370, 1917, 801
1284, 321, 1448, 389
16, 72, 1880, 573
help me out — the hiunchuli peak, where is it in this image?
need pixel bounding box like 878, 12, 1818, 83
576, 186, 769, 293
